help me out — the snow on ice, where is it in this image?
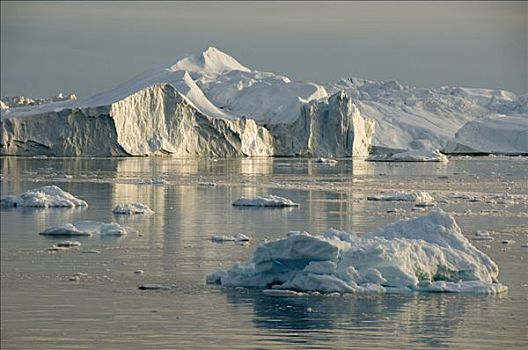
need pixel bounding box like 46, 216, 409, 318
233, 195, 300, 208
0, 185, 88, 208
207, 210, 507, 295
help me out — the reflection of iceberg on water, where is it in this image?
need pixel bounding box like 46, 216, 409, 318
221, 287, 485, 348
208, 210, 506, 295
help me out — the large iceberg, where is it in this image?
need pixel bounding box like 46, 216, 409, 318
1, 47, 526, 157
207, 210, 506, 295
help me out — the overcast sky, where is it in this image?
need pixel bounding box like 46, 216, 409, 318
1, 1, 526, 97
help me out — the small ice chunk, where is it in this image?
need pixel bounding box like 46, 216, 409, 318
56, 240, 81, 247
1, 185, 88, 208
368, 191, 434, 204
40, 224, 93, 237
100, 223, 128, 236
233, 195, 299, 207
473, 231, 494, 241
138, 284, 172, 290
368, 149, 448, 162
198, 182, 216, 187
112, 203, 154, 215
40, 221, 130, 237
211, 233, 250, 242
138, 177, 168, 185
315, 157, 338, 165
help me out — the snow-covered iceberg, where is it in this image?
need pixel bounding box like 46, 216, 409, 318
112, 202, 154, 215
1, 185, 88, 208
207, 210, 506, 294
1, 47, 525, 158
233, 195, 300, 208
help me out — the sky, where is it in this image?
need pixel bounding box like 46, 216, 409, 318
1, 1, 526, 97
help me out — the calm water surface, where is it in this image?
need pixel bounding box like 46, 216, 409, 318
1, 157, 527, 349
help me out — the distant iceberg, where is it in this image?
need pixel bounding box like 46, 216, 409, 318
207, 210, 507, 295
233, 195, 300, 208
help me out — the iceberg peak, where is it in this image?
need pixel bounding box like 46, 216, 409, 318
169, 46, 251, 75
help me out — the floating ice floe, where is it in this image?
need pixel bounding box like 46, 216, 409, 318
233, 195, 300, 208
207, 210, 507, 295
473, 231, 494, 241
368, 149, 448, 163
211, 233, 250, 242
112, 202, 154, 215
138, 177, 168, 185
39, 221, 130, 237
367, 191, 435, 206
315, 157, 338, 165
198, 182, 217, 187
0, 185, 88, 208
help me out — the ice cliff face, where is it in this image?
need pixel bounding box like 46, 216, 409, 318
1, 84, 275, 157
1, 47, 526, 157
271, 90, 374, 157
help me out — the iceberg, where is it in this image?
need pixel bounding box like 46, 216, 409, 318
367, 191, 435, 205
112, 202, 154, 215
1, 47, 525, 158
0, 185, 88, 208
39, 220, 130, 237
232, 195, 300, 208
207, 211, 507, 295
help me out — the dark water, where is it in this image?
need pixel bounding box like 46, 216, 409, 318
1, 157, 527, 349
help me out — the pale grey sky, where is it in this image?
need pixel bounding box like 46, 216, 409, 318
1, 1, 527, 97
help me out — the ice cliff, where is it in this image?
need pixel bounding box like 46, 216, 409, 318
1, 47, 526, 157
1, 84, 275, 157
271, 90, 374, 157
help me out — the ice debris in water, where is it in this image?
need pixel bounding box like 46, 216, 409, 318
56, 240, 81, 248
211, 233, 250, 242
0, 185, 88, 208
367, 191, 435, 206
315, 157, 338, 165
368, 149, 448, 163
473, 230, 494, 241
138, 177, 168, 185
233, 195, 300, 207
112, 202, 154, 215
39, 221, 130, 237
207, 210, 507, 295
